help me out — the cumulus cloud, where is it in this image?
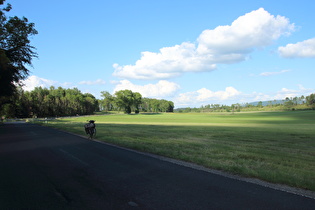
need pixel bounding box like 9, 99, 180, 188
22, 75, 58, 91
273, 85, 313, 99
278, 38, 315, 58
259, 69, 290, 76
113, 80, 180, 98
197, 8, 293, 55
175, 87, 241, 106
113, 8, 294, 80
79, 79, 106, 85
246, 85, 314, 103
113, 42, 216, 80
22, 76, 108, 93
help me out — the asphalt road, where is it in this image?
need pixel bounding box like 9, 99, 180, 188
0, 122, 314, 210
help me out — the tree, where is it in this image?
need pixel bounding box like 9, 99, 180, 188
159, 99, 174, 112
114, 90, 142, 114
306, 93, 315, 109
2, 86, 99, 118
0, 0, 38, 107
284, 97, 294, 110
133, 92, 142, 114
100, 91, 114, 111
257, 101, 263, 108
300, 95, 305, 104
114, 90, 131, 114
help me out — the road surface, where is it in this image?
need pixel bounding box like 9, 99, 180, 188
0, 122, 314, 209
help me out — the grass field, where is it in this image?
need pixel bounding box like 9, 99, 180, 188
38, 111, 315, 191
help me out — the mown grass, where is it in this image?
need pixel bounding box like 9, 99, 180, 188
39, 111, 315, 191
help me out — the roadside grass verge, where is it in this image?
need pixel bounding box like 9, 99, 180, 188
37, 111, 315, 191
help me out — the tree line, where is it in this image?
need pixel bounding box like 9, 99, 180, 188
1, 87, 313, 117
0, 88, 175, 118
1, 86, 99, 118
99, 90, 174, 114
176, 94, 315, 113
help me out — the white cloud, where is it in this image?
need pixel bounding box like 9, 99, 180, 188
250, 92, 274, 102
22, 76, 107, 93
197, 8, 293, 55
278, 38, 315, 58
113, 80, 180, 98
259, 69, 290, 76
22, 75, 58, 91
61, 82, 73, 87
197, 87, 241, 101
113, 8, 294, 80
113, 42, 216, 80
79, 79, 106, 85
273, 85, 313, 99
175, 87, 242, 106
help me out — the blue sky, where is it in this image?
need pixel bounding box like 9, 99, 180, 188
8, 0, 315, 108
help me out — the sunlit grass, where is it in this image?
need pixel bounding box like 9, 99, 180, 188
40, 111, 315, 191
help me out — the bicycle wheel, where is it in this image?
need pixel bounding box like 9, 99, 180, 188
89, 128, 96, 139
92, 128, 96, 138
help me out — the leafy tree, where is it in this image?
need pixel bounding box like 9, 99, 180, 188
100, 91, 114, 111
83, 93, 99, 114
306, 93, 315, 109
292, 96, 299, 105
0, 0, 38, 106
284, 97, 294, 110
257, 101, 263, 108
114, 90, 142, 114
133, 92, 142, 114
139, 98, 174, 112
140, 98, 150, 112
301, 95, 305, 104
8, 86, 99, 118
159, 99, 174, 112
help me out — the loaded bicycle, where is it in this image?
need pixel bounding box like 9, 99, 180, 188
84, 120, 96, 139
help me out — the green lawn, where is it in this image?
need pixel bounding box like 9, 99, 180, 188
39, 111, 315, 191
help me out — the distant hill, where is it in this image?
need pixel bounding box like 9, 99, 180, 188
175, 99, 306, 111
245, 100, 284, 106
246, 99, 305, 106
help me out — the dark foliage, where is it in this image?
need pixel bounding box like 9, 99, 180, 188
0, 0, 37, 102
